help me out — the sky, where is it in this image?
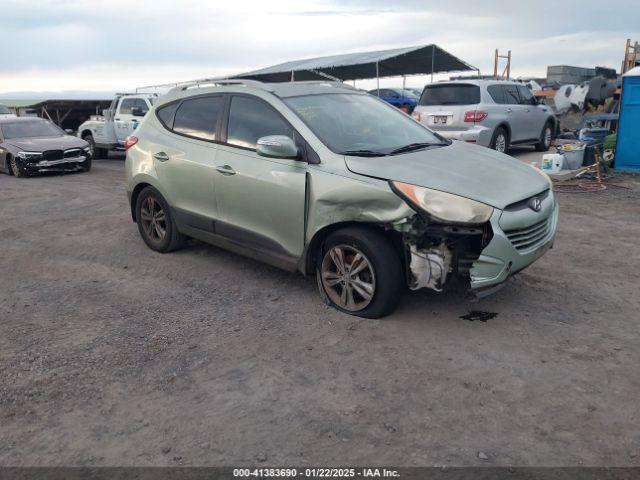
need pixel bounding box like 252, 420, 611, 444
0, 0, 637, 96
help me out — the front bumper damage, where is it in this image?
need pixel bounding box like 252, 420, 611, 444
394, 191, 558, 297
22, 155, 89, 173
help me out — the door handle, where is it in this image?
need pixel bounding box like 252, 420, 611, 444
153, 152, 170, 162
506, 108, 513, 113
216, 165, 236, 175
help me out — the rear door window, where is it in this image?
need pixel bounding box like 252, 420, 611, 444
487, 85, 507, 104
173, 95, 224, 141
419, 84, 480, 106
503, 85, 521, 104
227, 96, 294, 150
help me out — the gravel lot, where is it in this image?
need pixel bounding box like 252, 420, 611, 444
1, 152, 640, 467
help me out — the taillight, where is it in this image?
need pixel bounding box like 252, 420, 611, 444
464, 111, 488, 123
124, 136, 138, 150
412, 111, 421, 121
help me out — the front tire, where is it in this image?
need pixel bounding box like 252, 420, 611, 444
316, 227, 403, 319
535, 122, 553, 152
8, 156, 26, 177
135, 186, 184, 253
83, 134, 107, 159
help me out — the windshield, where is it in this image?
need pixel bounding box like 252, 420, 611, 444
1, 120, 63, 139
419, 84, 481, 106
284, 93, 446, 156
0, 105, 11, 115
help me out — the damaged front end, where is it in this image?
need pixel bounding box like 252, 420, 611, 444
394, 215, 493, 293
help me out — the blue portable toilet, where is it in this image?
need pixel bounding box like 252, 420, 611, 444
615, 67, 640, 170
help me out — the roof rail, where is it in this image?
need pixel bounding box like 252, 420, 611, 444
270, 80, 357, 90
164, 77, 268, 94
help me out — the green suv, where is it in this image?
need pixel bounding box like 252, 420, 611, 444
125, 80, 557, 318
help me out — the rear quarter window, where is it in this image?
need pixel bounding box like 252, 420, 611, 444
156, 102, 179, 129
419, 84, 480, 106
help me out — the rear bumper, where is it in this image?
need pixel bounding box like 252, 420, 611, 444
469, 201, 559, 291
431, 125, 493, 147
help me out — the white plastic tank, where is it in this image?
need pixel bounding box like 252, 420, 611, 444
541, 153, 564, 173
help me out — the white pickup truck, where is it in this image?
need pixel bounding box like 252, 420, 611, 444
77, 93, 158, 157
0, 105, 16, 118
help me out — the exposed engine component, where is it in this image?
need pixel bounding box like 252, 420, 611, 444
408, 243, 452, 291
398, 214, 492, 293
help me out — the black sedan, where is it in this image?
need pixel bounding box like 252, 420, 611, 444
0, 117, 92, 177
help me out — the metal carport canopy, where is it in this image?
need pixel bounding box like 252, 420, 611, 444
234, 45, 477, 82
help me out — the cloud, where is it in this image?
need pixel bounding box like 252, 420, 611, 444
0, 0, 637, 92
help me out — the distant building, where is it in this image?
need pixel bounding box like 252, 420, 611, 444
546, 65, 596, 86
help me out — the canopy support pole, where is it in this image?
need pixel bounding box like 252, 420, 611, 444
431, 45, 435, 83
402, 76, 406, 103
376, 62, 380, 96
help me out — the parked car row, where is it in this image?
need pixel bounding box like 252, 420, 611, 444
123, 80, 557, 318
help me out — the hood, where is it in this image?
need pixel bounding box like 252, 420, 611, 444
344, 141, 549, 209
7, 135, 88, 152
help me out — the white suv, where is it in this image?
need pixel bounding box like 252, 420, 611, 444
412, 80, 556, 153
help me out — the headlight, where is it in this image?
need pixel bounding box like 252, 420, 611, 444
391, 181, 494, 225
17, 151, 43, 161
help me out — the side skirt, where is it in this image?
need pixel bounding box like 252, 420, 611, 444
172, 208, 299, 273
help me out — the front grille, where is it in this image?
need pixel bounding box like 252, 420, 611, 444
504, 189, 549, 211
504, 218, 550, 251
42, 150, 63, 161
64, 148, 82, 158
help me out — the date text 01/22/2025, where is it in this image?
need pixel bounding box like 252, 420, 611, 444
233, 468, 400, 478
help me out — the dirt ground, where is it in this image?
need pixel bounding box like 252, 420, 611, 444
1, 151, 640, 467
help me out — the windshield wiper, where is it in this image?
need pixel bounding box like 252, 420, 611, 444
389, 142, 446, 155
340, 149, 387, 157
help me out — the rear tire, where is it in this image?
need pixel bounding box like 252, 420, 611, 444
83, 134, 107, 159
316, 226, 403, 319
8, 156, 26, 178
490, 127, 509, 153
135, 186, 184, 253
535, 122, 553, 152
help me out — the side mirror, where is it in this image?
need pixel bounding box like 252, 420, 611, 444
256, 135, 299, 159
131, 106, 147, 117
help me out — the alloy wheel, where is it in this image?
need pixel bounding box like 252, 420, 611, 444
320, 244, 376, 312
140, 196, 166, 242
9, 157, 20, 176
494, 133, 507, 153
